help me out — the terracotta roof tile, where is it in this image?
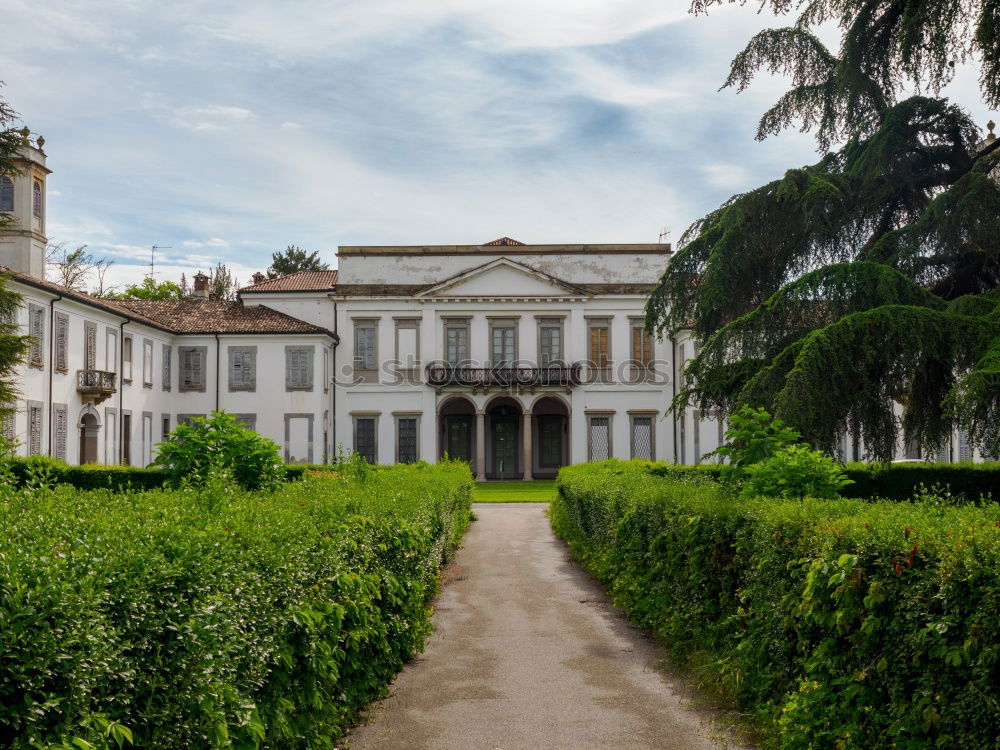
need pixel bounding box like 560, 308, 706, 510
113, 299, 334, 335
239, 270, 338, 293
0, 266, 334, 337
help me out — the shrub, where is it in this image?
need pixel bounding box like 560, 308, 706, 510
552, 461, 1000, 749
741, 443, 852, 499
0, 461, 473, 749
844, 461, 1000, 503
154, 411, 287, 491
715, 405, 801, 483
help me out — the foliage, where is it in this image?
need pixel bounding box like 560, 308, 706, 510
742, 443, 852, 499
154, 411, 287, 491
44, 243, 114, 294
0, 275, 29, 428
266, 245, 330, 279
552, 461, 1000, 748
714, 406, 801, 482
0, 462, 473, 748
647, 2, 1000, 460
208, 263, 239, 301
108, 277, 185, 301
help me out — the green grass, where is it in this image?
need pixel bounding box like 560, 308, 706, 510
473, 480, 556, 502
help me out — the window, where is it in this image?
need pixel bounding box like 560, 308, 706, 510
228, 346, 256, 391
105, 328, 117, 373
0, 176, 12, 212
234, 413, 257, 431
28, 304, 44, 368
123, 336, 133, 382
679, 411, 687, 464
122, 412, 131, 466
179, 346, 207, 391
538, 319, 563, 367
161, 414, 170, 440
323, 346, 330, 393
630, 414, 654, 461
958, 430, 972, 462
631, 320, 653, 368
693, 409, 702, 464
588, 321, 609, 367
177, 414, 204, 427
142, 339, 153, 387
84, 322, 97, 370
1, 404, 15, 441
55, 314, 69, 372
490, 321, 516, 366
53, 404, 68, 461
32, 180, 42, 218
538, 416, 563, 467
444, 322, 469, 365
395, 320, 419, 380
587, 414, 611, 461
354, 322, 377, 371
162, 345, 171, 391
396, 415, 419, 463
285, 346, 314, 391
28, 402, 43, 456
142, 412, 153, 467
285, 414, 314, 463
354, 416, 377, 464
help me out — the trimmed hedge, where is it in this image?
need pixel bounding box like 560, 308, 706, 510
0, 461, 472, 748
843, 461, 1000, 502
552, 460, 1000, 749
5, 457, 308, 491
646, 460, 1000, 502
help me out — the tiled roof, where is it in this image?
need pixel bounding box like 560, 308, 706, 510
484, 237, 526, 246
113, 299, 334, 335
239, 270, 338, 293
0, 265, 334, 337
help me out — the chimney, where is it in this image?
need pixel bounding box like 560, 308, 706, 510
252, 271, 266, 285
193, 271, 209, 299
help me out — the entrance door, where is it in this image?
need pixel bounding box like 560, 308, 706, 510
444, 415, 473, 463
492, 415, 518, 479
79, 414, 99, 464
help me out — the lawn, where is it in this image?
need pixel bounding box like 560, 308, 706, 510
473, 480, 556, 502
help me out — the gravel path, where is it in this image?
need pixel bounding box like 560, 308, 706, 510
346, 503, 750, 750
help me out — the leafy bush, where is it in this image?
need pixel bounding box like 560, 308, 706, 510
0, 461, 473, 748
742, 443, 853, 499
715, 405, 801, 482
154, 411, 287, 491
552, 461, 1000, 749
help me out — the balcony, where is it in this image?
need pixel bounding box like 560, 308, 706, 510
425, 363, 582, 390
77, 369, 117, 405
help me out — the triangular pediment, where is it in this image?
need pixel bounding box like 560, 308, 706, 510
417, 258, 587, 298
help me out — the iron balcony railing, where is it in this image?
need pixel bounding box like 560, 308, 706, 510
425, 363, 583, 388
76, 369, 117, 403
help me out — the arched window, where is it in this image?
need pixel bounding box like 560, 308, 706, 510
32, 180, 42, 217
0, 176, 13, 212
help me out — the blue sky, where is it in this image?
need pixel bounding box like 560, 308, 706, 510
1, 0, 991, 290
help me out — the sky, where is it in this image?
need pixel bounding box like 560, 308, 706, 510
0, 0, 993, 291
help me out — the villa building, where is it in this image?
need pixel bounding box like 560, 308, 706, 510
0, 137, 986, 470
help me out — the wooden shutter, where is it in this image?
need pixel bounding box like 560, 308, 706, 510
85, 323, 97, 370
55, 315, 68, 371
162, 345, 171, 390
0, 176, 13, 211
29, 307, 44, 366
28, 406, 42, 455
54, 407, 67, 461
192, 349, 204, 388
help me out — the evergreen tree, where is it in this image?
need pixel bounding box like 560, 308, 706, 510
209, 263, 238, 301
647, 1, 1000, 460
266, 245, 329, 279
0, 87, 32, 432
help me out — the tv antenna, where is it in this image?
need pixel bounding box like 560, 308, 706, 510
658, 226, 671, 244
148, 245, 171, 280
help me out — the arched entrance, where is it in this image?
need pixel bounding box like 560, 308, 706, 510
532, 396, 570, 479
79, 412, 100, 464
439, 396, 476, 469
486, 396, 522, 480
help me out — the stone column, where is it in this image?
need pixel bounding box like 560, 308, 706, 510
522, 411, 532, 480
475, 411, 486, 481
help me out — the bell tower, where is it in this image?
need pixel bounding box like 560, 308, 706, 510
0, 128, 50, 278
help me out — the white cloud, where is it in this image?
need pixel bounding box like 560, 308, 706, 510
702, 162, 753, 192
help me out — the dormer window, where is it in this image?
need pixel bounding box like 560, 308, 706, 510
32, 180, 42, 217
0, 176, 12, 211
